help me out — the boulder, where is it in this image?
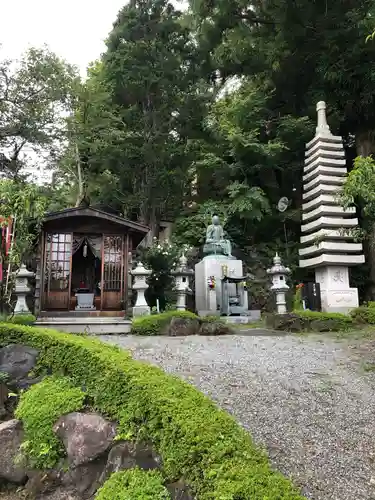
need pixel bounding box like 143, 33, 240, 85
25, 468, 61, 497
100, 441, 161, 483
167, 479, 194, 500
60, 456, 107, 499
310, 319, 338, 332
164, 317, 200, 336
265, 313, 302, 332
198, 321, 234, 336
0, 382, 9, 420
53, 412, 116, 466
36, 488, 80, 500
0, 419, 27, 483
0, 345, 39, 386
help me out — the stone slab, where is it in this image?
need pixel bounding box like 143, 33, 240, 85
35, 317, 132, 335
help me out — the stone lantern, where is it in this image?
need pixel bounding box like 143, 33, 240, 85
267, 253, 290, 314
172, 254, 194, 311
131, 262, 152, 317
14, 264, 35, 314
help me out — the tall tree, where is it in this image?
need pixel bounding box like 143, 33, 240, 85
94, 0, 208, 236
0, 46, 78, 179
190, 0, 375, 296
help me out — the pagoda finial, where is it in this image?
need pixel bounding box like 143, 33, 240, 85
316, 101, 331, 136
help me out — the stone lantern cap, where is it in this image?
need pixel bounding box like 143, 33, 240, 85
266, 253, 291, 277
16, 264, 34, 279
172, 254, 194, 276
130, 262, 152, 276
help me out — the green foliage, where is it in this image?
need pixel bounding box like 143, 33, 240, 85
15, 376, 85, 468
131, 310, 198, 336
0, 180, 47, 261
341, 156, 375, 215
95, 468, 170, 500
293, 286, 303, 311
295, 311, 353, 332
0, 323, 305, 499
267, 310, 353, 332
6, 314, 36, 326
351, 302, 375, 324
136, 240, 189, 310
0, 46, 77, 180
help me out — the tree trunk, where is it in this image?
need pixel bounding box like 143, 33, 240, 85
357, 130, 375, 299
75, 143, 84, 207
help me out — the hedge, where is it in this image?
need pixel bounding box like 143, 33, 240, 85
351, 302, 375, 324
0, 324, 305, 499
131, 310, 198, 335
266, 310, 353, 332
96, 468, 169, 500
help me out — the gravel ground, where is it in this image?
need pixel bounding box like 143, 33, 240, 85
100, 333, 375, 500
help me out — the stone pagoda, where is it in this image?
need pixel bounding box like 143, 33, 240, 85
299, 101, 364, 313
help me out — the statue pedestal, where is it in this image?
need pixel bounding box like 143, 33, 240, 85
315, 266, 359, 313
195, 255, 247, 315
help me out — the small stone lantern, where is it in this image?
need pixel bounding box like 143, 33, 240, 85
131, 262, 152, 317
14, 264, 35, 314
172, 254, 194, 311
267, 253, 290, 314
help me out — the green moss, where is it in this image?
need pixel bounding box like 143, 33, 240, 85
7, 314, 36, 325
0, 323, 305, 499
294, 310, 353, 331
351, 305, 375, 324
131, 310, 198, 335
95, 468, 170, 499
15, 376, 85, 468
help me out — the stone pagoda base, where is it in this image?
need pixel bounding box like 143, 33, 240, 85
315, 266, 359, 314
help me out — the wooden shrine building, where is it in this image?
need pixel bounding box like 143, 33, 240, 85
34, 207, 149, 325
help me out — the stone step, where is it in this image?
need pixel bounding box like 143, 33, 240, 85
35, 317, 132, 335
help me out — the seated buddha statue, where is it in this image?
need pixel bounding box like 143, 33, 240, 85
203, 215, 233, 257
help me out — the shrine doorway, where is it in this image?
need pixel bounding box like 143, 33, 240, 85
71, 234, 102, 310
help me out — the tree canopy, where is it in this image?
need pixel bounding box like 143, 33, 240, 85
3, 0, 375, 302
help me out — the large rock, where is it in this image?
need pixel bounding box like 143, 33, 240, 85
0, 419, 26, 483
37, 488, 80, 500
164, 317, 200, 336
53, 413, 116, 466
61, 456, 107, 499
0, 344, 39, 385
198, 321, 234, 336
100, 441, 161, 483
167, 479, 194, 500
0, 382, 9, 420
265, 313, 302, 332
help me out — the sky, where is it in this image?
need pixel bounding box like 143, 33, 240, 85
1, 0, 187, 77
1, 0, 132, 75
1, 0, 187, 183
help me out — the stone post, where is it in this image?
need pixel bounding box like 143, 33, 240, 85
14, 264, 35, 315
267, 254, 290, 314
172, 254, 194, 311
131, 262, 152, 317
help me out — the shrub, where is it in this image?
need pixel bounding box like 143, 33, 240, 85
296, 310, 353, 330
131, 310, 198, 335
266, 310, 353, 332
15, 376, 85, 468
95, 468, 170, 500
351, 305, 375, 324
7, 314, 36, 326
0, 324, 305, 499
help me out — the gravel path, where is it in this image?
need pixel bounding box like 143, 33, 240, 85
100, 333, 375, 500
